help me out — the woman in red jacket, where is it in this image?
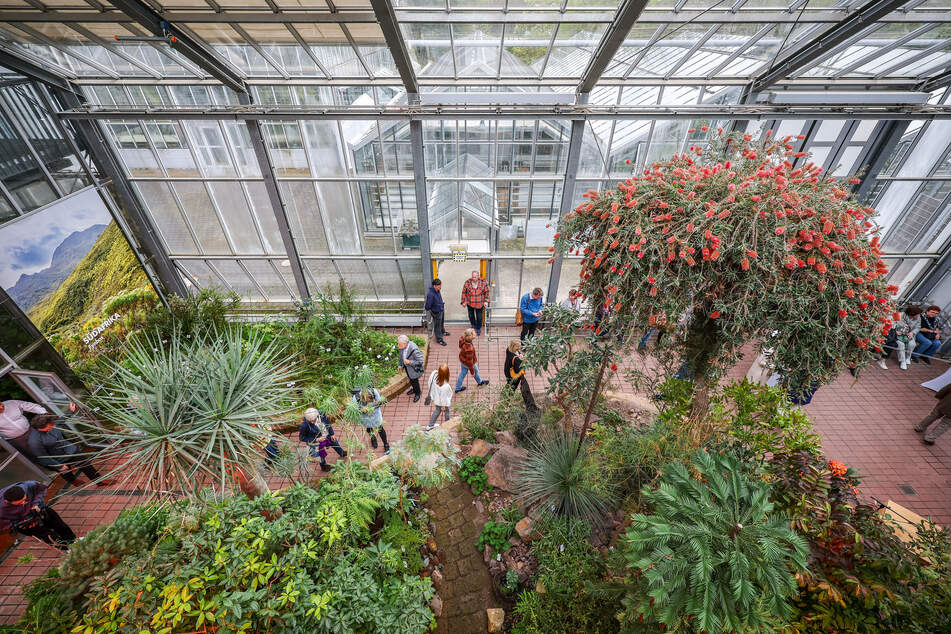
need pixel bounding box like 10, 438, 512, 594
455, 328, 489, 393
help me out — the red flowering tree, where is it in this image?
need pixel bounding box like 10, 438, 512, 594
554, 129, 896, 419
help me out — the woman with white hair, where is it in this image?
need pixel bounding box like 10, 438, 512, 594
397, 334, 425, 403
299, 407, 347, 472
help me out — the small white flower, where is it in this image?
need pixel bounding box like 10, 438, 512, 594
559, 544, 564, 552
496, 554, 501, 561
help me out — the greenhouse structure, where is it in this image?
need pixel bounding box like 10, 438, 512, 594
0, 0, 948, 631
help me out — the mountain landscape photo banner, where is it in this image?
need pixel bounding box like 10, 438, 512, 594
0, 188, 157, 373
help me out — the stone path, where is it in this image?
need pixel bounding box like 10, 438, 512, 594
429, 479, 498, 634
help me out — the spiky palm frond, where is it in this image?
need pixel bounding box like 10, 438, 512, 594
623, 449, 808, 633
78, 327, 296, 500
515, 432, 610, 525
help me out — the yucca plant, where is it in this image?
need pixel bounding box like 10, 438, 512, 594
515, 432, 609, 525
79, 327, 296, 500
622, 449, 808, 633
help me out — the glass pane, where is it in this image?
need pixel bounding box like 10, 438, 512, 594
133, 181, 198, 254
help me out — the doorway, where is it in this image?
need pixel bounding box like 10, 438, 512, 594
433, 259, 488, 323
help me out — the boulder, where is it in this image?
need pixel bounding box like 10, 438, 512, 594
369, 454, 392, 472
535, 580, 546, 594
441, 415, 463, 435
601, 390, 658, 419
470, 439, 495, 458
515, 517, 535, 541
494, 430, 517, 446
484, 445, 529, 493
486, 608, 505, 633
430, 594, 443, 618
430, 568, 445, 591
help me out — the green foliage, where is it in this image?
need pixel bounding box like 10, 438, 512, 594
80, 326, 295, 499
389, 425, 461, 489
459, 455, 491, 496
621, 450, 808, 633
724, 380, 822, 460
515, 432, 610, 525
20, 470, 434, 633
478, 520, 514, 556
512, 517, 620, 634
501, 568, 521, 595
145, 287, 241, 340
555, 131, 898, 398
455, 384, 525, 444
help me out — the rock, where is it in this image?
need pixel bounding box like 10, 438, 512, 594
470, 439, 495, 458
487, 608, 505, 633
430, 594, 443, 618
369, 454, 391, 472
426, 537, 438, 553
442, 415, 462, 435
431, 568, 444, 591
483, 545, 492, 564
488, 559, 502, 575
535, 580, 546, 594
502, 551, 517, 570
515, 517, 535, 541
601, 390, 659, 419
494, 430, 517, 446
484, 445, 529, 493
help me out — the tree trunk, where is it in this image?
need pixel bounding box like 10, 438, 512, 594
682, 311, 721, 427
577, 348, 612, 451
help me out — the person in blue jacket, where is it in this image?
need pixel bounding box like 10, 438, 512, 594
425, 278, 449, 346
299, 407, 347, 472
519, 287, 544, 340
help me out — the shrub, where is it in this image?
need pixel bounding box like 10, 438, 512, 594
515, 432, 610, 525
621, 449, 808, 633
390, 425, 460, 489
725, 379, 822, 461
455, 384, 525, 444
459, 455, 492, 495
478, 520, 514, 556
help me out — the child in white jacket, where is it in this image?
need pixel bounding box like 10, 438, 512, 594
425, 364, 454, 431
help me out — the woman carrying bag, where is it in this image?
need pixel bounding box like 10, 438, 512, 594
425, 364, 453, 431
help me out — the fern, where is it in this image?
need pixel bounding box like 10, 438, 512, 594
622, 450, 808, 633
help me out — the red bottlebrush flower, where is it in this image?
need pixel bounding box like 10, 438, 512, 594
747, 249, 758, 258
845, 289, 855, 298
818, 281, 827, 291
625, 159, 631, 164
822, 220, 834, 235
700, 125, 708, 131
629, 244, 637, 252
751, 195, 761, 202
775, 227, 785, 235
687, 128, 695, 133
710, 311, 721, 319
611, 363, 618, 371
848, 177, 861, 184
548, 247, 554, 252
553, 232, 560, 239
613, 215, 621, 223
686, 256, 697, 266
838, 309, 848, 318
741, 258, 750, 270
686, 222, 695, 232
887, 284, 899, 293
610, 239, 620, 249
649, 286, 658, 297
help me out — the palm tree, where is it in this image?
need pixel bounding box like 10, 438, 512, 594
79, 327, 296, 500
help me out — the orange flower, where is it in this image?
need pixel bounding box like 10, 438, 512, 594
828, 460, 848, 476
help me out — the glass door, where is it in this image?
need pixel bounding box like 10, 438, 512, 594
8, 369, 101, 445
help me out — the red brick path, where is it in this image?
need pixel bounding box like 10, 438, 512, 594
0, 325, 948, 624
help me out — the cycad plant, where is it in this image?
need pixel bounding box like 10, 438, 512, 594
81, 327, 296, 500
622, 449, 808, 632
515, 432, 609, 525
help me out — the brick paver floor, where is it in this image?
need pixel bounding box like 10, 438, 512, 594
0, 325, 948, 624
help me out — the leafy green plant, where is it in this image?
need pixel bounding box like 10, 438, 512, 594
621, 449, 808, 633
501, 568, 521, 595
455, 385, 524, 444
80, 326, 295, 499
459, 455, 492, 495
725, 379, 822, 461
515, 432, 610, 525
390, 425, 460, 489
478, 520, 514, 556
378, 511, 427, 575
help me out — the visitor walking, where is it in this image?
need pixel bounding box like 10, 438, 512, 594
0, 399, 47, 457
894, 305, 922, 370
397, 334, 425, 403
299, 408, 347, 472
560, 289, 582, 312
456, 328, 489, 393
461, 270, 490, 335
912, 305, 942, 364
915, 382, 951, 445
425, 364, 453, 431
0, 481, 75, 550
354, 387, 389, 454
425, 278, 449, 346
519, 287, 544, 340
26, 415, 113, 487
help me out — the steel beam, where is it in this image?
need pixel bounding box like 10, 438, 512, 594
850, 119, 911, 202
547, 98, 586, 300
409, 119, 432, 288
369, 0, 418, 96
54, 103, 951, 121
578, 0, 650, 93
749, 0, 913, 94
0, 47, 73, 93
919, 67, 951, 93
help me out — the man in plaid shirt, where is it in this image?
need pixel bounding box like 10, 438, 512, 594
460, 270, 490, 336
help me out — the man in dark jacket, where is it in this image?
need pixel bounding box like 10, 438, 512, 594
915, 383, 951, 445
26, 415, 112, 486
0, 480, 75, 550
425, 278, 449, 346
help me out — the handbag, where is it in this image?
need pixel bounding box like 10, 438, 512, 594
424, 373, 435, 406
515, 307, 523, 326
